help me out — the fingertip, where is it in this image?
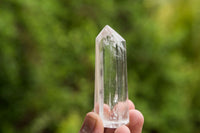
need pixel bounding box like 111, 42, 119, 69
115, 125, 130, 133
130, 110, 144, 125
135, 110, 144, 126
88, 112, 104, 133
80, 112, 104, 133
128, 100, 135, 110
128, 110, 144, 133
86, 112, 97, 118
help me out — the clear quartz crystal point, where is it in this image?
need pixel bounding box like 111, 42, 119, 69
94, 25, 129, 128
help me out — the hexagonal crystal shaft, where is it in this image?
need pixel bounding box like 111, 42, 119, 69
94, 25, 129, 128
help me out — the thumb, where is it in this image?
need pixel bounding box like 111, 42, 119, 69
79, 112, 104, 133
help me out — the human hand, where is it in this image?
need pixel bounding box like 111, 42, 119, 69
79, 100, 144, 133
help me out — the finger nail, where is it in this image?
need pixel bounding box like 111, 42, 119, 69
115, 125, 130, 133
80, 115, 97, 133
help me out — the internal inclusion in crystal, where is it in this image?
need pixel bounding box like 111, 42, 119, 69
95, 25, 129, 128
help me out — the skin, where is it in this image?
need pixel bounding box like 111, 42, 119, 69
79, 100, 144, 133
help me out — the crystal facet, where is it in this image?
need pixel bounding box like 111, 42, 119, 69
94, 25, 129, 128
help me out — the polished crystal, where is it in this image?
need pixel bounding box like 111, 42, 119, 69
94, 25, 129, 128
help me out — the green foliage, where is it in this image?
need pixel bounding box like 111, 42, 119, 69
0, 0, 199, 133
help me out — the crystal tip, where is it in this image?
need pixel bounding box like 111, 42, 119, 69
96, 25, 125, 43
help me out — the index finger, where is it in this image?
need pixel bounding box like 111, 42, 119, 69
128, 99, 135, 110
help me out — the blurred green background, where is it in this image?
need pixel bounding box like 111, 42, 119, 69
0, 0, 200, 133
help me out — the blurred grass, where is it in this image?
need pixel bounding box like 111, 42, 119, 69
0, 0, 200, 133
